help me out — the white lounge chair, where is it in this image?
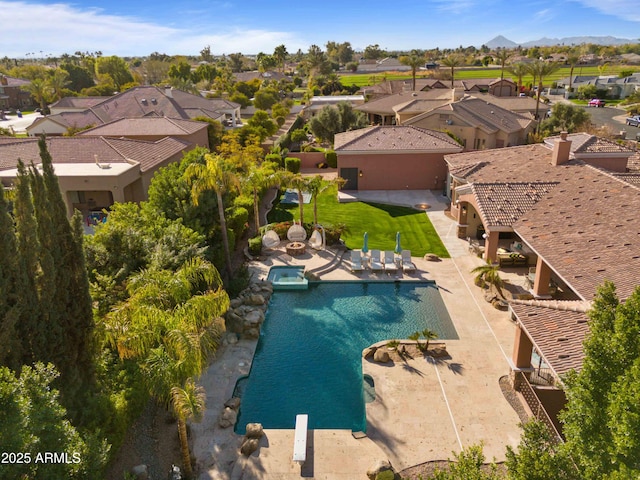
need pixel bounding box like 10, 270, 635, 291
384, 251, 398, 272
287, 221, 307, 242
401, 250, 416, 273
351, 250, 364, 272
262, 229, 281, 249
309, 229, 323, 250
369, 249, 384, 272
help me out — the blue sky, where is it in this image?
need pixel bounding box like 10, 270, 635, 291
1, 0, 639, 58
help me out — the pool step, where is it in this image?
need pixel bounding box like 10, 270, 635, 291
307, 247, 348, 277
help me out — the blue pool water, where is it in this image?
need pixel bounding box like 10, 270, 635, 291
234, 281, 457, 434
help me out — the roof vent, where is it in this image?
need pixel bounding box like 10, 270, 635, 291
141, 98, 147, 105
151, 98, 157, 104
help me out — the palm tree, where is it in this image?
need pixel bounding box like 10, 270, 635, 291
305, 175, 346, 226
399, 50, 424, 91
184, 154, 239, 279
421, 329, 438, 351
527, 60, 560, 121
273, 44, 288, 74
505, 62, 528, 94
494, 49, 512, 81
471, 262, 504, 296
171, 378, 206, 479
566, 53, 581, 92
441, 54, 463, 89
287, 174, 308, 225
243, 163, 283, 234
22, 78, 50, 111
47, 69, 69, 102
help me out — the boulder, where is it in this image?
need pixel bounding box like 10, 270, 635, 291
363, 346, 377, 359
366, 459, 394, 480
130, 464, 149, 480
423, 253, 440, 262
224, 397, 241, 410
244, 328, 260, 339
244, 309, 264, 326
247, 294, 266, 306
225, 311, 244, 334
240, 437, 260, 456
230, 298, 243, 309
373, 349, 390, 363
218, 407, 237, 429
245, 422, 264, 439
225, 332, 239, 345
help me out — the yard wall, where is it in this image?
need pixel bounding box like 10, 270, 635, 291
287, 152, 326, 169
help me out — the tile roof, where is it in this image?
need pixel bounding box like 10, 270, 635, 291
0, 136, 189, 173
614, 173, 640, 186
472, 93, 539, 112
50, 97, 105, 109
628, 153, 640, 172
78, 117, 207, 137
334, 125, 462, 152
469, 182, 559, 227
545, 132, 634, 155
511, 302, 590, 376
0, 75, 30, 87
356, 90, 451, 115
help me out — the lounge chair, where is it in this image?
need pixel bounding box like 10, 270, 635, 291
350, 250, 364, 272
309, 229, 323, 250
287, 221, 307, 242
369, 249, 384, 272
401, 250, 416, 273
262, 229, 281, 249
384, 251, 398, 273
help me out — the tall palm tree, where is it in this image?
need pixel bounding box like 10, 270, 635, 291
171, 378, 206, 479
441, 54, 462, 89
287, 173, 309, 225
527, 60, 560, 121
273, 44, 288, 74
566, 53, 581, 92
184, 154, 239, 279
494, 49, 512, 81
305, 175, 346, 226
22, 78, 49, 111
505, 62, 528, 94
243, 163, 284, 234
47, 69, 69, 102
399, 50, 424, 91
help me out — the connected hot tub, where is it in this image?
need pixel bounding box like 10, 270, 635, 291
266, 265, 308, 290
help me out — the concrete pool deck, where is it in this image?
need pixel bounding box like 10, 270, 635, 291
192, 191, 524, 479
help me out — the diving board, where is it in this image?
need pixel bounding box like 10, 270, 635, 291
292, 414, 308, 465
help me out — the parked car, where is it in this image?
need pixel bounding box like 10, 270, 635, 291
588, 98, 606, 107
626, 115, 640, 127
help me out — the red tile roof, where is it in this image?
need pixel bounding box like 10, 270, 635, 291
79, 117, 207, 137
334, 125, 462, 152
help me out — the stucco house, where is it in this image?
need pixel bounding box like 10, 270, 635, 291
26, 86, 241, 136
443, 132, 640, 437
0, 75, 34, 111
0, 135, 191, 218
334, 125, 463, 191
404, 96, 535, 150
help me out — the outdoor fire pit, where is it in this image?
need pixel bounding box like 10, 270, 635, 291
286, 242, 306, 256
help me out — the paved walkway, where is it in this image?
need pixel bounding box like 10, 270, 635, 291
193, 191, 523, 479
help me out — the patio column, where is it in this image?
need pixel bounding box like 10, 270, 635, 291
533, 257, 552, 297
483, 230, 499, 263
111, 186, 125, 204
512, 324, 533, 369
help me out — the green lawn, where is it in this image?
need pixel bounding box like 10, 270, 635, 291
267, 185, 449, 258
339, 65, 636, 89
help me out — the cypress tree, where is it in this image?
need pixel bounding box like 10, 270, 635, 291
0, 186, 22, 369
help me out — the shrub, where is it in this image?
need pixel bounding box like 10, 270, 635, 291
272, 221, 292, 239
233, 194, 254, 213
227, 264, 251, 298
325, 150, 337, 168
225, 207, 248, 238
324, 223, 347, 245
285, 157, 301, 174
275, 115, 286, 127
248, 235, 263, 256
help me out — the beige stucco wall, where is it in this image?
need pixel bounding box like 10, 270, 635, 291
27, 119, 68, 136
337, 152, 451, 190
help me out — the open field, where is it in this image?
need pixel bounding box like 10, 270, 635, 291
339, 65, 637, 88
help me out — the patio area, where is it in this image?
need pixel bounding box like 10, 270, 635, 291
191, 192, 527, 479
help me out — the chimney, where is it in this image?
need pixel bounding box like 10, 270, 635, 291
0, 75, 7, 86
165, 86, 172, 98
551, 131, 572, 166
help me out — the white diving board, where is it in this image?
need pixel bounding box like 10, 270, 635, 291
292, 414, 308, 465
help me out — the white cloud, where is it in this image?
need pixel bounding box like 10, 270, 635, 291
572, 0, 640, 22
0, 1, 304, 57
431, 0, 477, 15
534, 8, 554, 22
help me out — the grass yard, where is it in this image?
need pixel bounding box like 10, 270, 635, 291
339, 65, 636, 89
267, 185, 449, 258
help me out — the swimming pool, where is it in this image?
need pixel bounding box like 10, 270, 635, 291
234, 281, 457, 434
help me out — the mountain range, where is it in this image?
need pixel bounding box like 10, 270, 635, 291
485, 35, 636, 49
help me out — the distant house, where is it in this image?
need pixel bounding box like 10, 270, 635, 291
26, 86, 241, 136
557, 74, 640, 99
403, 96, 535, 149
357, 57, 411, 72
232, 70, 290, 83
0, 136, 192, 217
334, 125, 462, 191
302, 95, 365, 118
0, 75, 34, 110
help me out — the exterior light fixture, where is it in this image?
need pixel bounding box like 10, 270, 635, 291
359, 170, 363, 177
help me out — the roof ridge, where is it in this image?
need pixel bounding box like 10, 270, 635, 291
510, 298, 592, 313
